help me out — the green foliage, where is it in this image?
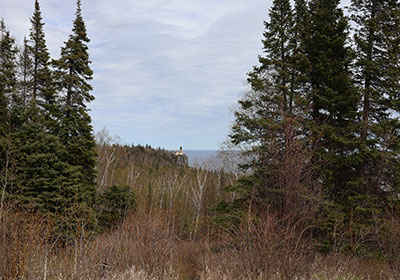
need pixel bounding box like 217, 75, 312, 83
350, 0, 400, 203
28, 0, 58, 131
17, 38, 33, 106
0, 20, 17, 175
53, 0, 93, 108
228, 0, 318, 216
0, 0, 99, 240
98, 185, 136, 229
226, 0, 400, 257
13, 104, 64, 213
259, 0, 296, 115
212, 176, 256, 229
305, 0, 360, 202
0, 20, 18, 111
53, 0, 97, 207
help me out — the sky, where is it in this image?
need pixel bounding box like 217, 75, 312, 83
1, 0, 350, 150
1, 0, 274, 150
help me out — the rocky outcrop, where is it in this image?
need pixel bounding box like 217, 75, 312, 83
169, 147, 188, 166
173, 153, 188, 166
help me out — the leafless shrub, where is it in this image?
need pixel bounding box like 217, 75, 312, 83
77, 210, 177, 279
0, 206, 53, 279
372, 212, 400, 271
261, 118, 323, 221
201, 213, 315, 280
0, 205, 399, 280
95, 128, 122, 191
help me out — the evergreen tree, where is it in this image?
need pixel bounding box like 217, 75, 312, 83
0, 20, 18, 185
53, 0, 96, 207
3, 39, 33, 197
17, 37, 33, 106
231, 0, 299, 158
13, 0, 66, 213
351, 0, 400, 200
305, 0, 360, 202
28, 0, 59, 133
292, 0, 312, 100
257, 0, 296, 116
0, 20, 17, 129
228, 0, 316, 214
16, 110, 61, 212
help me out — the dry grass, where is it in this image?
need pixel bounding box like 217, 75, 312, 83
0, 207, 399, 280
0, 206, 51, 279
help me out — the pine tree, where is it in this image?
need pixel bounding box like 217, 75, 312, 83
231, 0, 298, 155
17, 38, 33, 106
16, 111, 61, 212
351, 0, 400, 200
292, 0, 312, 99
0, 20, 18, 187
53, 0, 96, 207
3, 39, 34, 198
231, 0, 295, 166
13, 0, 66, 213
228, 0, 316, 214
28, 0, 59, 133
258, 0, 296, 116
0, 20, 17, 129
305, 0, 360, 202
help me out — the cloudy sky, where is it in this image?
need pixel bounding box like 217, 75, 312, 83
2, 0, 274, 150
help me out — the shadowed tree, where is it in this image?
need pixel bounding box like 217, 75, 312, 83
227, 0, 320, 217
305, 0, 359, 203
0, 20, 18, 203
0, 20, 17, 137
28, 0, 59, 134
351, 0, 400, 201
12, 1, 67, 214
53, 0, 97, 209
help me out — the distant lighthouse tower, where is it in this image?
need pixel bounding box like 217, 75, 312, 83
175, 146, 183, 156
172, 146, 188, 165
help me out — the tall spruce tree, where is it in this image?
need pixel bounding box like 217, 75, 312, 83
14, 0, 66, 213
0, 20, 18, 186
0, 20, 18, 125
257, 0, 296, 116
292, 0, 312, 99
29, 0, 59, 134
18, 38, 33, 106
306, 0, 360, 202
0, 20, 17, 111
53, 0, 96, 208
228, 0, 315, 214
7, 38, 33, 194
231, 0, 298, 158
351, 0, 400, 201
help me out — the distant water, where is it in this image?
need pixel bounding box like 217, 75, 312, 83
184, 150, 220, 167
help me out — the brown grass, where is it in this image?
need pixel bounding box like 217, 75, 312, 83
0, 206, 399, 280
0, 206, 53, 279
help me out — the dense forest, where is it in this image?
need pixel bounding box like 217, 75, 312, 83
1, 0, 400, 279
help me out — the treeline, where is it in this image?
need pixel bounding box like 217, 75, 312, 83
0, 0, 235, 241
94, 128, 236, 237
1, 0, 400, 278
226, 0, 400, 255
0, 0, 97, 236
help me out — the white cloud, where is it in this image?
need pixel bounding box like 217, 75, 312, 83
1, 0, 271, 149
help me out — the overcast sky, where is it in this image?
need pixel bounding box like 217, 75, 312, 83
4, 0, 354, 150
